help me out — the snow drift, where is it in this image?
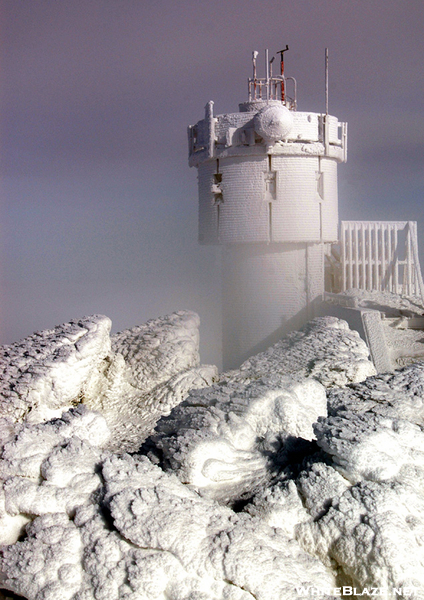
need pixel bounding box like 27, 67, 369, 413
1, 312, 424, 599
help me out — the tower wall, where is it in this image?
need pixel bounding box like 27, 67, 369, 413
199, 155, 339, 244
222, 242, 324, 368
189, 95, 347, 369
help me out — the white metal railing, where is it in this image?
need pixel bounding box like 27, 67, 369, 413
340, 221, 424, 301
247, 76, 297, 109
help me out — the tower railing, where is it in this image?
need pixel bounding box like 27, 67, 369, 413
338, 220, 424, 302
247, 76, 297, 110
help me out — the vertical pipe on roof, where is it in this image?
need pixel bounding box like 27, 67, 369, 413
325, 48, 329, 116
266, 49, 269, 101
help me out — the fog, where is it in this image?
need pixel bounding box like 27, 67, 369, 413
1, 0, 423, 368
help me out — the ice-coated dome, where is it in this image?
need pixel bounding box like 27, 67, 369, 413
253, 104, 294, 143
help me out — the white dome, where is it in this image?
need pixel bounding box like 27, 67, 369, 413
253, 104, 294, 143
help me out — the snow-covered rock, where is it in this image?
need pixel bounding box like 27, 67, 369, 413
293, 363, 424, 596
148, 317, 374, 504
0, 315, 112, 426
3, 311, 424, 599
0, 409, 335, 600
150, 375, 327, 503
239, 316, 376, 387
0, 311, 217, 452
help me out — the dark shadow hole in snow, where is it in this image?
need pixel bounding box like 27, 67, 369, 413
136, 437, 164, 466
231, 496, 254, 513
0, 590, 27, 600
268, 436, 321, 478
313, 499, 333, 521
97, 498, 118, 533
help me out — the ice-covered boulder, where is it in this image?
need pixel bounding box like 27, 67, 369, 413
0, 405, 109, 546
297, 479, 424, 594
0, 311, 217, 452
0, 409, 336, 600
0, 315, 112, 426
239, 316, 376, 387
148, 317, 374, 504
149, 373, 327, 504
111, 310, 202, 392
316, 364, 424, 484
293, 363, 424, 596
4, 312, 424, 599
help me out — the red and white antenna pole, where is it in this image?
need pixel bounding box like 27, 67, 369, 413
278, 45, 289, 102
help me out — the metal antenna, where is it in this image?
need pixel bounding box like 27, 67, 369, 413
265, 49, 269, 100
252, 50, 259, 99
277, 45, 289, 102
325, 48, 329, 115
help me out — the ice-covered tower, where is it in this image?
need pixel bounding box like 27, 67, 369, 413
188, 49, 347, 369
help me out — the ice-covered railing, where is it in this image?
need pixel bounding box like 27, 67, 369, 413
247, 48, 297, 109
339, 221, 424, 302
247, 75, 297, 109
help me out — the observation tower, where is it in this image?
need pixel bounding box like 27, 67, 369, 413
188, 49, 348, 369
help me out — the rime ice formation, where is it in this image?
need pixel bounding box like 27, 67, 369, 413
149, 375, 327, 504
295, 365, 424, 593
146, 317, 375, 505
239, 316, 376, 387
0, 311, 217, 452
0, 315, 112, 425
2, 311, 424, 599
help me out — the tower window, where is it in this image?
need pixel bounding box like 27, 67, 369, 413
212, 168, 223, 204
264, 171, 277, 201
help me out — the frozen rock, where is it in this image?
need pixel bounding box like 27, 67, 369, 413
150, 375, 327, 503
4, 312, 424, 599
0, 513, 83, 600
0, 311, 217, 453
245, 479, 312, 537
110, 310, 202, 392
316, 364, 424, 484
239, 316, 376, 387
78, 310, 218, 450
0, 413, 335, 600
293, 363, 424, 595
0, 315, 112, 425
296, 480, 424, 594
0, 406, 108, 545
89, 359, 217, 453
101, 453, 336, 599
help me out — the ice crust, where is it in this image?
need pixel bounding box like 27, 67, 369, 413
2, 312, 424, 599
0, 311, 217, 452
239, 316, 376, 387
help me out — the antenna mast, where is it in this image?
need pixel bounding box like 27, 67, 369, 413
325, 48, 329, 115
277, 45, 289, 102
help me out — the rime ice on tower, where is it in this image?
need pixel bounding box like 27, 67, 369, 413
188, 49, 347, 368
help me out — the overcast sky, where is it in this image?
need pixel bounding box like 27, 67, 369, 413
1, 0, 423, 367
